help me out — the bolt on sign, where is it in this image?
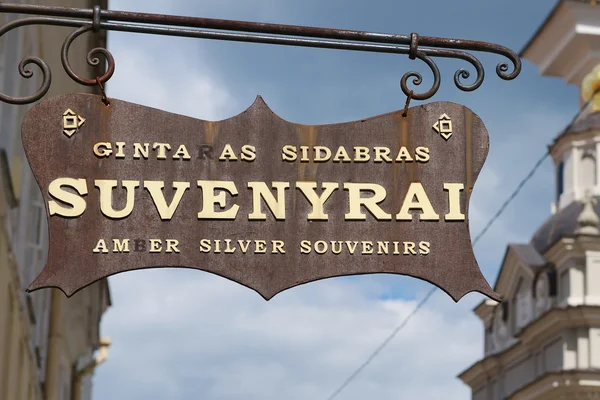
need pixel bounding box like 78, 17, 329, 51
22, 93, 500, 302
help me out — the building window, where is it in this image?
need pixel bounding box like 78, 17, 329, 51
23, 184, 44, 288
57, 359, 71, 400
514, 280, 532, 331
557, 161, 564, 201
580, 148, 596, 190
560, 269, 569, 302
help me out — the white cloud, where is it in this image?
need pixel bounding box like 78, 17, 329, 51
95, 24, 485, 400
106, 39, 237, 121
91, 34, 496, 400
93, 270, 483, 400
89, 2, 573, 399
467, 105, 572, 272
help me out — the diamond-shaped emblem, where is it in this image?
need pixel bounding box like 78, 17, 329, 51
432, 113, 453, 140
63, 109, 86, 138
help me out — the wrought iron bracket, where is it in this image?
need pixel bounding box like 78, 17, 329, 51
0, 2, 521, 105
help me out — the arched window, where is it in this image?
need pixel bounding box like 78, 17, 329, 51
557, 161, 564, 201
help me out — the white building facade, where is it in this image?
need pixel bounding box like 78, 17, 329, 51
459, 1, 600, 399
0, 1, 111, 399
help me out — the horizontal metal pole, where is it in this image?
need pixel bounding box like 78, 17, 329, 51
0, 1, 521, 104
0, 2, 518, 65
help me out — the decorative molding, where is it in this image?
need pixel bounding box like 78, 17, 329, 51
460, 306, 600, 390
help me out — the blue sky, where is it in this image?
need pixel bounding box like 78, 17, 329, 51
92, 0, 579, 399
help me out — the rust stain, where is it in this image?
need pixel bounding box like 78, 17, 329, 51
465, 109, 473, 208
204, 120, 217, 145
295, 124, 319, 181
404, 114, 416, 184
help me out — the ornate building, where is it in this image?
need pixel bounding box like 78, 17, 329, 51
459, 1, 600, 399
0, 1, 111, 400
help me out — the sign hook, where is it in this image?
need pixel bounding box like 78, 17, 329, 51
402, 90, 413, 118
402, 33, 418, 118
95, 76, 109, 106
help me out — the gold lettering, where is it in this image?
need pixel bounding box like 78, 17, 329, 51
48, 178, 88, 218
197, 181, 240, 220
112, 239, 130, 253
404, 241, 417, 255
166, 239, 180, 253
332, 146, 351, 162
300, 240, 311, 254
300, 146, 310, 162
255, 240, 267, 254
415, 146, 430, 162
173, 144, 192, 160
199, 239, 211, 253
248, 182, 289, 220
361, 241, 373, 254
224, 239, 236, 253
344, 183, 392, 220
419, 241, 431, 255
153, 143, 171, 159
93, 142, 112, 158
241, 145, 256, 162
92, 239, 109, 254
377, 241, 389, 255
271, 240, 285, 254
149, 239, 162, 253
353, 146, 370, 162
395, 147, 413, 162
282, 145, 297, 162
314, 240, 328, 254
219, 144, 238, 161
144, 181, 190, 220
95, 180, 139, 219
314, 146, 331, 162
238, 240, 251, 253
374, 147, 392, 163
396, 183, 439, 221
296, 182, 339, 220
444, 183, 465, 221
345, 241, 359, 254
331, 241, 343, 254
133, 143, 149, 159
115, 142, 126, 159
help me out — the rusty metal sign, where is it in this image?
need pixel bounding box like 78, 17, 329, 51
22, 93, 499, 302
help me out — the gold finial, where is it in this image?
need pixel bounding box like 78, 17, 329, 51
582, 64, 600, 112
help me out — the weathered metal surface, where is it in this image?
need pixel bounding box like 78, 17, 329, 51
22, 93, 499, 302
0, 2, 521, 104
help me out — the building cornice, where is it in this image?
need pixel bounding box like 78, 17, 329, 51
507, 370, 600, 399
551, 129, 600, 159
520, 0, 600, 87
473, 299, 500, 324
520, 1, 563, 57
458, 305, 600, 388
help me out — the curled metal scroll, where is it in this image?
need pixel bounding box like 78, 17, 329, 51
61, 25, 114, 87
400, 43, 486, 101
0, 17, 55, 104
0, 2, 522, 105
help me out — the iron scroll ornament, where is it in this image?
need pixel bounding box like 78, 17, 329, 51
0, 3, 521, 105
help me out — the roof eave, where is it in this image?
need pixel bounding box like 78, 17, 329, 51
519, 0, 562, 58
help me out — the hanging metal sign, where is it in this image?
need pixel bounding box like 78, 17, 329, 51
22, 93, 499, 301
